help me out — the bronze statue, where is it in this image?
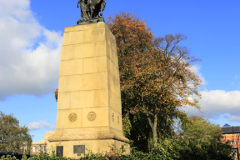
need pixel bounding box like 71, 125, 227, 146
77, 0, 106, 25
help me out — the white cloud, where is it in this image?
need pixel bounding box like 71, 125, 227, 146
224, 115, 240, 122
27, 121, 55, 130
182, 90, 240, 119
41, 121, 55, 130
27, 122, 41, 130
0, 0, 62, 100
187, 64, 206, 86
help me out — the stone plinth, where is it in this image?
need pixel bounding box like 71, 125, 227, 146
46, 23, 129, 158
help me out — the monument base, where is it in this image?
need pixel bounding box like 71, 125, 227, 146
46, 139, 130, 158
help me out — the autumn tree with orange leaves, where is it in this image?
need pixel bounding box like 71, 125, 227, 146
107, 12, 202, 148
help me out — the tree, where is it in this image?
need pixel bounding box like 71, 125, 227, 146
107, 12, 154, 151
0, 112, 32, 153
55, 89, 58, 102
178, 116, 233, 160
107, 12, 202, 147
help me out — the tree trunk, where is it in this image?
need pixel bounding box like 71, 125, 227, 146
152, 114, 158, 147
147, 113, 158, 147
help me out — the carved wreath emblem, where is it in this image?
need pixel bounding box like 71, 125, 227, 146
87, 111, 96, 121
68, 113, 77, 122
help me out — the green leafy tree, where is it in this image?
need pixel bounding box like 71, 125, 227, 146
107, 12, 202, 148
0, 112, 32, 153
178, 116, 233, 160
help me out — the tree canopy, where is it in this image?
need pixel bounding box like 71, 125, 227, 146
177, 116, 233, 160
0, 112, 32, 153
107, 12, 202, 148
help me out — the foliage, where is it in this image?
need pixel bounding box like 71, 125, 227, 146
0, 112, 32, 154
107, 12, 154, 151
0, 136, 233, 160
107, 12, 202, 148
177, 116, 233, 160
55, 89, 58, 102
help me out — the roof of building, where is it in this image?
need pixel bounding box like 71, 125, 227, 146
223, 123, 231, 127
222, 126, 240, 134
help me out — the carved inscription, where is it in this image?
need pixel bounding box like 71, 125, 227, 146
68, 113, 77, 122
87, 111, 96, 121
112, 113, 114, 122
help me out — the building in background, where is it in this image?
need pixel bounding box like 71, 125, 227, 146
30, 141, 47, 155
222, 125, 240, 160
21, 131, 54, 155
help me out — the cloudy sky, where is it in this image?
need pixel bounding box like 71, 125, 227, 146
0, 0, 240, 142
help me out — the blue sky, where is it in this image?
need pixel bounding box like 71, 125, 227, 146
0, 0, 240, 142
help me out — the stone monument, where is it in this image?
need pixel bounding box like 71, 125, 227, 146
43, 1, 129, 158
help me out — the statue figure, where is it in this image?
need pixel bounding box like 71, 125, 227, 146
77, 0, 106, 25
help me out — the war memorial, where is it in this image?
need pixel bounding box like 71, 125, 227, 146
41, 0, 130, 158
